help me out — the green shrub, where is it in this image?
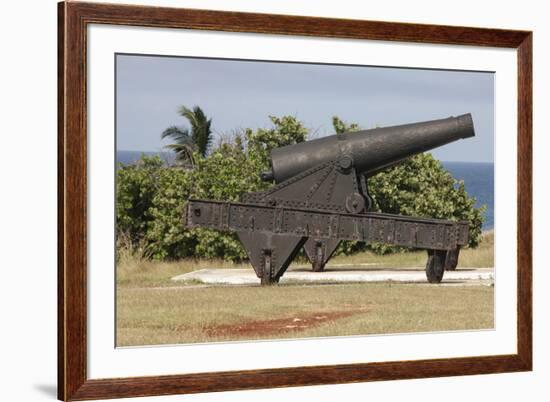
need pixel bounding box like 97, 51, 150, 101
116, 115, 485, 262
116, 156, 166, 244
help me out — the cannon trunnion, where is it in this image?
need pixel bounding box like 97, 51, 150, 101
185, 114, 475, 285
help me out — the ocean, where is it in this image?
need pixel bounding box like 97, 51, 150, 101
117, 151, 494, 230
442, 162, 494, 230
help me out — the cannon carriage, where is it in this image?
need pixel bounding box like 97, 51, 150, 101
186, 114, 475, 285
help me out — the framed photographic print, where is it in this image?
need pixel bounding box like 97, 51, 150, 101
58, 1, 532, 400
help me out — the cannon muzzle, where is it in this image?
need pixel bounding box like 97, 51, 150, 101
263, 114, 475, 183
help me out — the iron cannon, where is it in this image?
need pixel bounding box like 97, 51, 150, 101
186, 114, 475, 285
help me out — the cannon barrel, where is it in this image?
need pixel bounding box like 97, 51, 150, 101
264, 114, 475, 183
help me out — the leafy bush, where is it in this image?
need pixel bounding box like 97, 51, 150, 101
116, 116, 309, 261
116, 156, 194, 260
116, 156, 166, 244
116, 115, 485, 262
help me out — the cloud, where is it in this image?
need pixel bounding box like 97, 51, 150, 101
116, 54, 494, 162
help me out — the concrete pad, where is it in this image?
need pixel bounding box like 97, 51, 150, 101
172, 266, 494, 286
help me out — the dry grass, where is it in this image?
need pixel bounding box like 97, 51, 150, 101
458, 230, 494, 267
115, 231, 494, 346
117, 257, 249, 288
117, 282, 493, 346
116, 231, 250, 288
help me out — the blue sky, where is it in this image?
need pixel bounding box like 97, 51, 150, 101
116, 54, 494, 163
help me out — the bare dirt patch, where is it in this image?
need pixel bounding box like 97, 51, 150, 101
203, 309, 367, 338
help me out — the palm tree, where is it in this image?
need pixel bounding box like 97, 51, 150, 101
161, 105, 212, 166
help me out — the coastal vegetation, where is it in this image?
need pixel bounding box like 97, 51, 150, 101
116, 108, 485, 262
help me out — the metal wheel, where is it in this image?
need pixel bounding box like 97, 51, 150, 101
426, 251, 445, 283
444, 248, 460, 271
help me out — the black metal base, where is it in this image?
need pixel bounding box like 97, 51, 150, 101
303, 238, 340, 273
312, 260, 325, 272
237, 231, 306, 285
187, 200, 468, 286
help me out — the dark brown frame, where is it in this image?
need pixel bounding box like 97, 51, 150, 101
58, 1, 532, 400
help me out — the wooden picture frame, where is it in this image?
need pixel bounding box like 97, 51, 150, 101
58, 1, 532, 400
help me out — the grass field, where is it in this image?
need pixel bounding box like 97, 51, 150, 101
116, 231, 494, 347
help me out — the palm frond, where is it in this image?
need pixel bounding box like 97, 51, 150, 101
162, 126, 195, 146
164, 105, 213, 159
175, 105, 213, 157
178, 106, 197, 129
195, 118, 212, 157
161, 125, 182, 139
164, 143, 195, 164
